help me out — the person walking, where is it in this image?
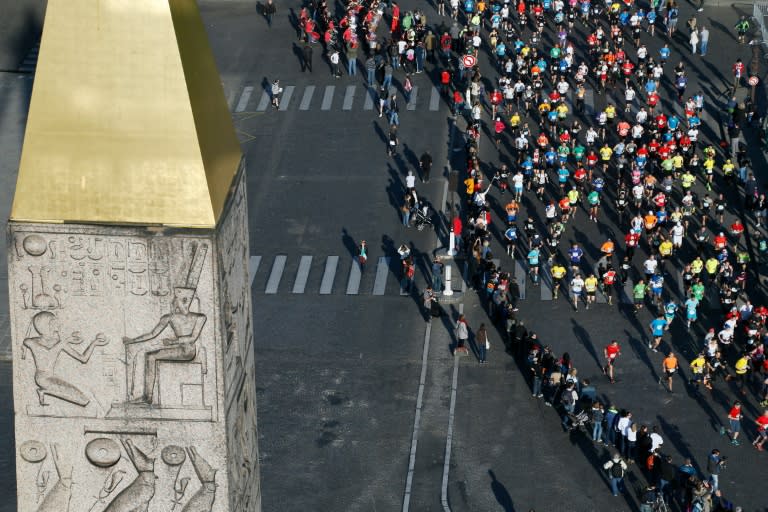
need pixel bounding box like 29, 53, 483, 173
720, 400, 743, 445
420, 151, 433, 183
387, 124, 398, 157
388, 93, 400, 126
263, 0, 276, 27
661, 351, 679, 392
271, 79, 283, 108
603, 339, 621, 384
454, 314, 470, 354
302, 43, 314, 72
401, 256, 415, 293
476, 323, 489, 364
690, 29, 699, 55
330, 48, 342, 78
603, 453, 628, 496
357, 240, 368, 271
699, 26, 709, 56
365, 55, 376, 84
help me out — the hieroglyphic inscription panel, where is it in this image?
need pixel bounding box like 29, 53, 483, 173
9, 223, 235, 511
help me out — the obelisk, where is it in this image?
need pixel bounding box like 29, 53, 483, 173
7, 1, 261, 511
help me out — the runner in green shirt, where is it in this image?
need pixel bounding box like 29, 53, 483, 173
691, 280, 705, 301
633, 279, 647, 312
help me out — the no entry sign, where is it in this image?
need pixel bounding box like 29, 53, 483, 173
462, 54, 477, 68
748, 76, 759, 87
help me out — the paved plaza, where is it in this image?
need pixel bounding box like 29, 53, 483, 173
1, 0, 768, 511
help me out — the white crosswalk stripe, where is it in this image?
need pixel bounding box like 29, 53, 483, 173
299, 85, 315, 110
265, 255, 287, 294
278, 85, 295, 111
235, 86, 254, 112
320, 256, 339, 294
342, 85, 355, 110
407, 86, 418, 111
321, 85, 335, 110
429, 86, 440, 111
256, 90, 270, 111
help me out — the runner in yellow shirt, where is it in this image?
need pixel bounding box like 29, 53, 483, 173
584, 274, 599, 310
599, 144, 613, 172
551, 263, 567, 299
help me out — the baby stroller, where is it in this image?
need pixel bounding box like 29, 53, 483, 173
413, 205, 433, 231
566, 409, 590, 433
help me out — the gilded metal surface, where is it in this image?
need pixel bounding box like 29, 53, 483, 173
11, 0, 242, 228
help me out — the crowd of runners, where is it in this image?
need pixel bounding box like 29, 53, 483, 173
292, 0, 766, 508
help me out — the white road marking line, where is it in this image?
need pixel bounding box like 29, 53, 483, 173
299, 85, 315, 110
346, 258, 362, 294
235, 86, 254, 112
278, 85, 295, 111
372, 257, 390, 295
256, 90, 270, 111
342, 85, 355, 110
292, 256, 313, 294
265, 255, 287, 294
429, 86, 440, 111
319, 256, 339, 294
407, 86, 418, 111
321, 85, 335, 110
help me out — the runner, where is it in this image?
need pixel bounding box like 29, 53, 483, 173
603, 339, 621, 384
661, 351, 679, 392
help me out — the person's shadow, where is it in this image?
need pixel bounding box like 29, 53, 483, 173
489, 470, 515, 512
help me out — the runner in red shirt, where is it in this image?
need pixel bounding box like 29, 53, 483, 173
753, 410, 768, 451
603, 340, 621, 383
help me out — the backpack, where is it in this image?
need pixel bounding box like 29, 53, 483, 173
610, 462, 624, 478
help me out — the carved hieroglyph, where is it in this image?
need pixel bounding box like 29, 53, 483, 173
10, 169, 260, 511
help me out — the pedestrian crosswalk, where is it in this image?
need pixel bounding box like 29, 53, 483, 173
229, 82, 598, 117
249, 254, 722, 314
231, 84, 449, 113
251, 254, 396, 296
250, 254, 613, 304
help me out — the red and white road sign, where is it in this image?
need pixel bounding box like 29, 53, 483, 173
748, 76, 759, 87
462, 54, 477, 68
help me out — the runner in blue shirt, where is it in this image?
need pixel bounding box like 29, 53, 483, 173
664, 300, 678, 329
684, 297, 699, 329
568, 243, 584, 271
528, 248, 541, 284
505, 226, 518, 257
649, 273, 664, 307
649, 315, 667, 351
659, 44, 671, 62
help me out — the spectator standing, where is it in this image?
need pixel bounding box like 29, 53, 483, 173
603, 453, 628, 497
699, 26, 709, 56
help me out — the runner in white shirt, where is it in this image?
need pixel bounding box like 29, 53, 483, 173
570, 274, 585, 311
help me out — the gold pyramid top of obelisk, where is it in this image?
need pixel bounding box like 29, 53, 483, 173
10, 0, 242, 229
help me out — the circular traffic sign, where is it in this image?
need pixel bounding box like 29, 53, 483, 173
749, 76, 759, 87
462, 54, 477, 68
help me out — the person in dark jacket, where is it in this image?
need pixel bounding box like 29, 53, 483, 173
656, 455, 677, 500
